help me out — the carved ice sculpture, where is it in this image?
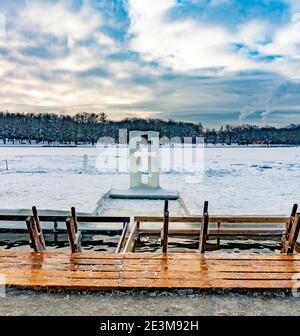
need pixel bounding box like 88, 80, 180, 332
129, 131, 160, 189
108, 130, 178, 200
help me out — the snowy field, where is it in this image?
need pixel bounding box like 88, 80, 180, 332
0, 146, 299, 216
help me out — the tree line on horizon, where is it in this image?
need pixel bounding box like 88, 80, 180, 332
0, 111, 299, 145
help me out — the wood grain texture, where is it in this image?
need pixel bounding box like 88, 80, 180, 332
0, 252, 300, 290
1, 251, 300, 259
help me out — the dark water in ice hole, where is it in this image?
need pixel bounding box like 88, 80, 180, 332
0, 232, 281, 254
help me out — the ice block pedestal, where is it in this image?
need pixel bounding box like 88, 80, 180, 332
110, 187, 178, 200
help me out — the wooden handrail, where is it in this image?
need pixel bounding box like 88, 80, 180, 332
139, 228, 284, 236
0, 215, 130, 223
134, 215, 288, 223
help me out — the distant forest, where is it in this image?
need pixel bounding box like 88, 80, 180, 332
0, 111, 300, 145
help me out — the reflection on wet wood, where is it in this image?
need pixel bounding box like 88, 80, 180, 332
0, 251, 300, 290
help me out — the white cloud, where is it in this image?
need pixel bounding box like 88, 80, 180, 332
0, 0, 299, 125
20, 0, 101, 41
127, 0, 300, 86
0, 1, 157, 119
128, 0, 259, 73
237, 20, 271, 49
258, 19, 300, 57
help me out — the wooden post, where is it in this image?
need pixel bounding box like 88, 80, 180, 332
161, 200, 169, 253
217, 222, 221, 247
116, 220, 130, 253
26, 206, 46, 252
5, 160, 8, 170
287, 204, 298, 233
199, 201, 209, 253
66, 207, 82, 253
282, 204, 300, 254
122, 221, 139, 253
286, 212, 300, 254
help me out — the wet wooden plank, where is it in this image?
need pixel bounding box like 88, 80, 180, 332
0, 251, 299, 290
0, 277, 297, 290
0, 261, 299, 273
0, 269, 120, 279
1, 255, 300, 267
0, 257, 123, 265
123, 253, 300, 260
1, 251, 300, 260
0, 252, 126, 259
0, 269, 297, 281
119, 264, 300, 273
120, 271, 298, 280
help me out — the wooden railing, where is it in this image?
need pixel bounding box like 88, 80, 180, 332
0, 207, 130, 253
134, 215, 288, 223
1, 203, 299, 255
128, 202, 299, 255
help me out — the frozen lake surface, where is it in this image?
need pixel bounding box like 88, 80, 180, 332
0, 146, 299, 216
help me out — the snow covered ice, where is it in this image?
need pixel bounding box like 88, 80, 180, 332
0, 146, 299, 216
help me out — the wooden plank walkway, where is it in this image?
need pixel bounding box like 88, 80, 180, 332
0, 252, 300, 291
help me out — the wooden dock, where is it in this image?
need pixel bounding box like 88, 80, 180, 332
0, 252, 300, 291
0, 202, 299, 291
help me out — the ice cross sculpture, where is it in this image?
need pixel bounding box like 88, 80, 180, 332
129, 131, 160, 189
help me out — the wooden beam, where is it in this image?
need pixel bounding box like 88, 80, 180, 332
161, 201, 169, 253
288, 213, 300, 253
122, 221, 139, 253
199, 201, 209, 253
287, 204, 298, 233
140, 227, 284, 236
217, 222, 221, 247
116, 220, 130, 253
25, 206, 46, 252
0, 215, 131, 223
134, 215, 288, 223
66, 207, 82, 253
282, 204, 299, 254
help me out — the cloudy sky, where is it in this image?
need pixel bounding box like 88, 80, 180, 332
1, 0, 300, 127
